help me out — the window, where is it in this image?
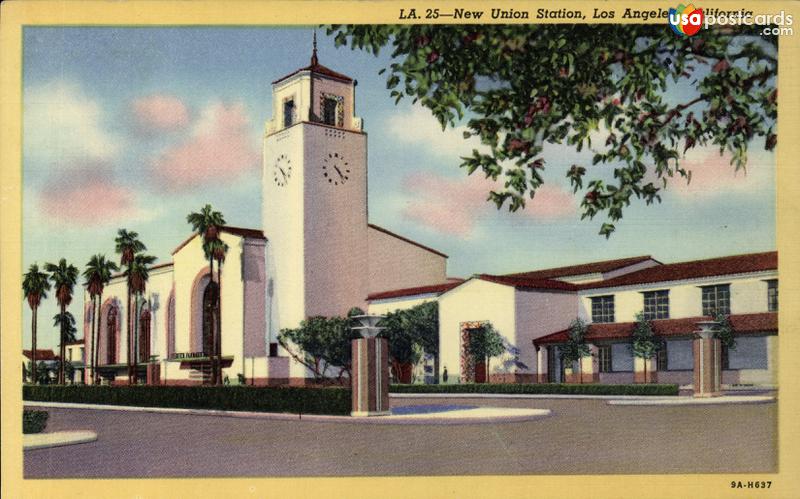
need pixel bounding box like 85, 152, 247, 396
643, 290, 670, 320
767, 279, 778, 312
701, 284, 730, 316
598, 345, 612, 373
283, 99, 295, 128
656, 344, 668, 371
322, 97, 338, 125
591, 295, 615, 323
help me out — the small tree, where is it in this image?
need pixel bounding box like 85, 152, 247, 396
631, 312, 663, 383
468, 323, 505, 383
561, 318, 592, 383
381, 310, 421, 383
403, 302, 440, 383
713, 312, 736, 350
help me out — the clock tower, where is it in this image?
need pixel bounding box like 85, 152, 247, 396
262, 38, 368, 348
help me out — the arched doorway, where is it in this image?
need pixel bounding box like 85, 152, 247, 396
139, 308, 151, 363
202, 281, 219, 357
106, 307, 118, 364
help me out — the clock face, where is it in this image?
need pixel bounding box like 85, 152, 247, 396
272, 154, 292, 187
322, 152, 350, 186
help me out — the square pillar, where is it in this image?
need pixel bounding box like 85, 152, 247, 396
693, 322, 722, 398
536, 346, 548, 383
633, 357, 657, 383
580, 344, 599, 383
351, 337, 390, 416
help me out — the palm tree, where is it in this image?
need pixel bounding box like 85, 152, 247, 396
128, 253, 157, 383
186, 205, 226, 384
45, 259, 79, 384
115, 229, 146, 384
22, 264, 51, 384
209, 238, 229, 385
83, 255, 119, 384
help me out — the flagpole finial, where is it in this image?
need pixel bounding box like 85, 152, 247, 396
311, 30, 318, 65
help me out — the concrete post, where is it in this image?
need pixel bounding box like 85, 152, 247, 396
633, 356, 657, 383
693, 321, 722, 398
580, 344, 599, 383
536, 346, 548, 383
351, 337, 390, 416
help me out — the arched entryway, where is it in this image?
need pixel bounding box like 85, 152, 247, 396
106, 307, 118, 364
202, 281, 219, 357
139, 307, 151, 363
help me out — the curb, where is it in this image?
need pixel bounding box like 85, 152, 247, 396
23, 401, 552, 426
608, 395, 776, 406
24, 430, 97, 450
390, 393, 679, 400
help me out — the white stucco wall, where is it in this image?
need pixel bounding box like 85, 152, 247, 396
367, 294, 439, 316
367, 226, 447, 295
438, 279, 516, 383
578, 271, 778, 323
514, 289, 578, 376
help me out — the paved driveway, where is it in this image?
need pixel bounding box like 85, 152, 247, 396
24, 397, 777, 477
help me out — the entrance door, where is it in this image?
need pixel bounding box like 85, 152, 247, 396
474, 359, 487, 383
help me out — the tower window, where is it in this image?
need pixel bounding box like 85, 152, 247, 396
283, 99, 295, 128
323, 97, 338, 126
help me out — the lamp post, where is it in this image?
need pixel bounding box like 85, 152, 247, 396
350, 314, 390, 416
693, 320, 722, 398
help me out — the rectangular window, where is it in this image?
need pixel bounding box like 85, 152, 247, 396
701, 284, 731, 316
767, 279, 778, 312
323, 97, 338, 126
598, 345, 612, 373
656, 344, 668, 371
643, 290, 670, 320
283, 100, 295, 128
591, 295, 615, 323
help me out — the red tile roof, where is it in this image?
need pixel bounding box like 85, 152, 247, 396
504, 255, 655, 280
109, 262, 173, 280
477, 274, 578, 291
534, 312, 778, 345
367, 281, 463, 301
23, 349, 58, 361
368, 224, 448, 258
272, 62, 354, 85
171, 226, 266, 255
580, 251, 777, 290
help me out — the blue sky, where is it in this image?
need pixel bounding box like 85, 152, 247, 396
22, 27, 776, 349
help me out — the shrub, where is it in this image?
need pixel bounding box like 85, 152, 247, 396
23, 410, 49, 434
23, 385, 351, 415
389, 383, 679, 396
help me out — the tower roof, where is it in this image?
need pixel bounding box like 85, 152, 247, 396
272, 32, 354, 85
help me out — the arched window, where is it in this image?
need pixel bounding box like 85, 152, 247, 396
202, 282, 218, 356
107, 307, 118, 364
139, 308, 151, 363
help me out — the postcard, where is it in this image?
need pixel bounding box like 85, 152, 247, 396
2, 1, 799, 498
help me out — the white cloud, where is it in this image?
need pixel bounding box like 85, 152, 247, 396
385, 105, 486, 160
24, 80, 123, 166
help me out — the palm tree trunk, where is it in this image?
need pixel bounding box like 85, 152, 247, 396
133, 294, 139, 384
127, 283, 132, 384
31, 305, 38, 384
209, 257, 216, 385
89, 296, 96, 384
93, 295, 101, 384
59, 304, 66, 384
216, 260, 223, 385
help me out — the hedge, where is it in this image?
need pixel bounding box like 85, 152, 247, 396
23, 410, 49, 434
23, 385, 351, 416
390, 383, 679, 396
